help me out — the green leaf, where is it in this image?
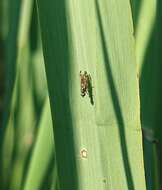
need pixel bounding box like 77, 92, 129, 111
135, 0, 157, 75
37, 0, 146, 189
132, 0, 162, 189
23, 97, 56, 190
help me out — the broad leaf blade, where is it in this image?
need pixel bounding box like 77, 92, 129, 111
37, 0, 146, 189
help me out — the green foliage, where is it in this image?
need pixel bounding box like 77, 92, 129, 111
0, 0, 55, 189
37, 0, 146, 189
23, 97, 56, 190
1, 0, 161, 189
132, 0, 162, 189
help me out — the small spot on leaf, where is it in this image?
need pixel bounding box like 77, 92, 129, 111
103, 179, 106, 183
80, 148, 88, 159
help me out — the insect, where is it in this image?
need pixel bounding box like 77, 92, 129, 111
79, 71, 91, 97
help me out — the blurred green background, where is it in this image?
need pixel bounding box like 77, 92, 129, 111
0, 0, 57, 189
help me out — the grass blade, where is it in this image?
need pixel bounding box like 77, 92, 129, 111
37, 0, 146, 189
24, 97, 56, 190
